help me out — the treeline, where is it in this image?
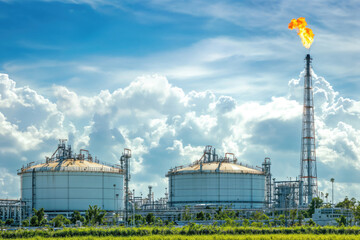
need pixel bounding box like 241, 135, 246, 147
20, 206, 106, 228
2, 225, 360, 238
3, 196, 359, 228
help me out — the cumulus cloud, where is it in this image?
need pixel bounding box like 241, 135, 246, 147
0, 168, 19, 198
0, 74, 66, 153
288, 71, 360, 198
0, 71, 360, 203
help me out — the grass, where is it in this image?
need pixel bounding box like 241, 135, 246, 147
5, 235, 360, 240
2, 226, 360, 239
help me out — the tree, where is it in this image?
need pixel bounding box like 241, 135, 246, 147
85, 205, 106, 226
325, 193, 329, 203
336, 197, 356, 209
322, 203, 332, 208
34, 208, 45, 222
71, 211, 85, 224
289, 210, 297, 226
299, 209, 309, 219
214, 206, 222, 220
195, 211, 206, 220
30, 208, 46, 226
182, 206, 191, 221
0, 220, 4, 231
263, 215, 270, 226
242, 219, 250, 227
155, 217, 163, 226
30, 215, 39, 227
352, 205, 360, 226
251, 211, 268, 221
277, 214, 285, 226
307, 218, 316, 226
251, 221, 263, 227
5, 219, 14, 226
145, 213, 155, 225
134, 214, 145, 226
224, 218, 238, 227
297, 212, 304, 226
112, 213, 119, 226
21, 220, 29, 227
40, 219, 48, 226
336, 215, 347, 227
50, 215, 71, 227
226, 210, 237, 219
308, 197, 323, 217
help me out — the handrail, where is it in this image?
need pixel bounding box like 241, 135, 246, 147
18, 165, 123, 174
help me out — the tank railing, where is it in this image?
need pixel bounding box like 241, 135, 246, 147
168, 169, 264, 175
168, 160, 261, 174
169, 165, 185, 172
96, 160, 122, 170
238, 162, 258, 172
18, 166, 123, 173
18, 157, 122, 174
19, 160, 44, 173
189, 160, 201, 167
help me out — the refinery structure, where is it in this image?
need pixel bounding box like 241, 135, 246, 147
0, 52, 322, 225
0, 16, 323, 224
0, 52, 321, 224
18, 140, 124, 218
167, 146, 266, 209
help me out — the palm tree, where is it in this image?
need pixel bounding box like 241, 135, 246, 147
330, 178, 335, 206
325, 193, 329, 203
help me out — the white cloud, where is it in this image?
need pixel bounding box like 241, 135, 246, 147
0, 168, 19, 198
1, 71, 360, 203
0, 74, 67, 153
167, 140, 204, 163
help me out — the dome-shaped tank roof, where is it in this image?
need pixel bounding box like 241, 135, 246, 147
18, 159, 122, 174
18, 140, 123, 174
166, 145, 264, 176
169, 161, 263, 175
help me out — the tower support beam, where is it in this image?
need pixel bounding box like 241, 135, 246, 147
120, 148, 131, 224
300, 54, 318, 205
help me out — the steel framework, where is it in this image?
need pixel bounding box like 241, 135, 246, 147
0, 199, 26, 224
273, 180, 302, 209
300, 54, 318, 205
120, 148, 131, 223
262, 157, 272, 208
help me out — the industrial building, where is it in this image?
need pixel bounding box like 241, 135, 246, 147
166, 146, 267, 209
271, 54, 319, 209
17, 140, 124, 218
312, 208, 353, 226
0, 199, 25, 224
273, 180, 302, 209
0, 54, 325, 225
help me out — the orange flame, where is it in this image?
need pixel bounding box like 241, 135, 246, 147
288, 17, 314, 49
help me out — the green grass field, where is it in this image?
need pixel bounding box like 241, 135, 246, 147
5, 235, 360, 240
3, 226, 360, 239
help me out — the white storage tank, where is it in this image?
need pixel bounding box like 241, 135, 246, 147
166, 146, 266, 209
18, 140, 123, 214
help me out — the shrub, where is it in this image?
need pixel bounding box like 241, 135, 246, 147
5, 219, 14, 226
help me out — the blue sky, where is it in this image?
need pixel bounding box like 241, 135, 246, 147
0, 0, 360, 203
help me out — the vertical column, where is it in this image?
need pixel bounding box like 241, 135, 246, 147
300, 54, 318, 205
121, 148, 131, 223
32, 169, 36, 210
262, 157, 272, 208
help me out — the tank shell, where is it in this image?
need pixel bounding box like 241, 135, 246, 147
18, 159, 123, 212
167, 162, 265, 208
